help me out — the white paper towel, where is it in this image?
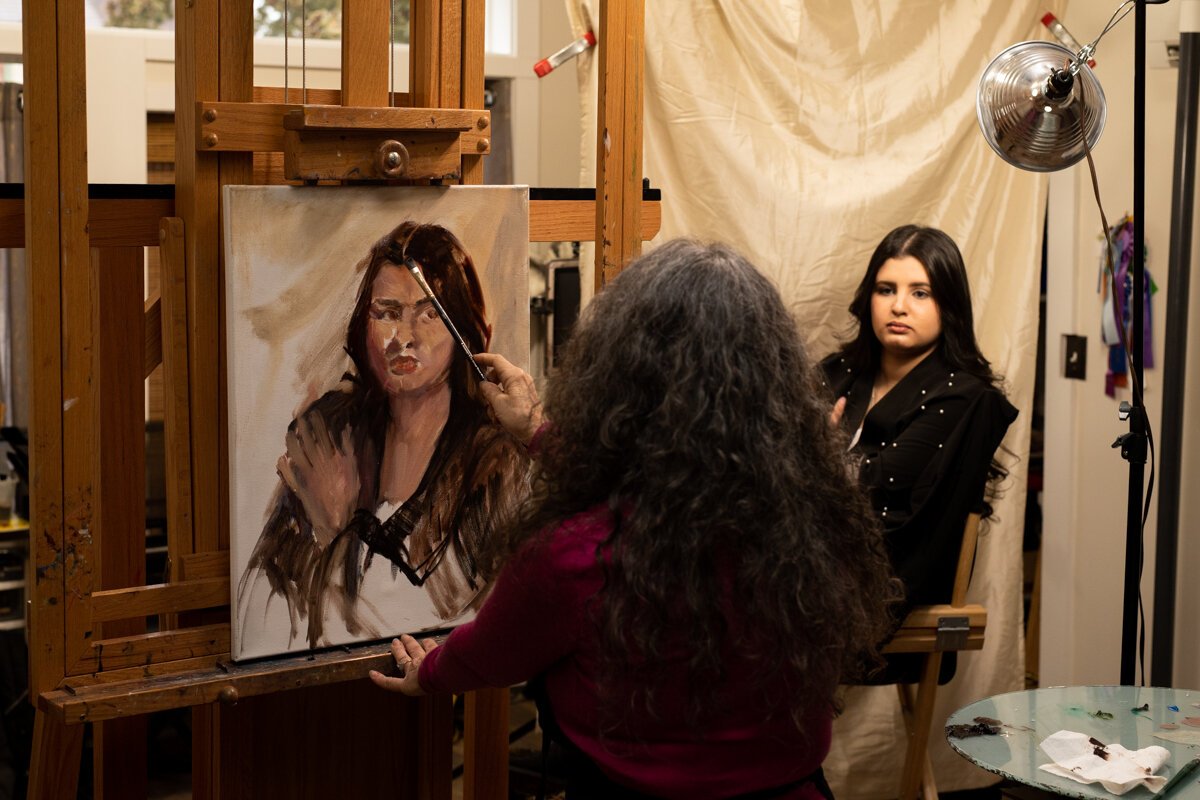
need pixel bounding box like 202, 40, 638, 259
1039, 730, 1170, 795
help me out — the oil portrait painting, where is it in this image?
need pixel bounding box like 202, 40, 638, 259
226, 185, 530, 661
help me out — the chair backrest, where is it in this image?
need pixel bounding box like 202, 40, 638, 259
950, 512, 982, 607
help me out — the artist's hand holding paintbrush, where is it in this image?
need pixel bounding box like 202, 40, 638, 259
368, 634, 437, 697
474, 353, 544, 446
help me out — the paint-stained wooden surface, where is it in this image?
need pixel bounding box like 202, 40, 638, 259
58, 0, 99, 694
41, 641, 399, 723
89, 624, 230, 672
595, 0, 646, 288
22, 0, 68, 701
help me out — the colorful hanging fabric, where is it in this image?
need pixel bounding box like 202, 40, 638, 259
1098, 215, 1156, 397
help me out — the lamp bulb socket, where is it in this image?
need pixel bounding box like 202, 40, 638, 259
1046, 69, 1075, 101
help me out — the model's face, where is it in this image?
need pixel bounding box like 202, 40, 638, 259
365, 264, 455, 397
870, 255, 942, 359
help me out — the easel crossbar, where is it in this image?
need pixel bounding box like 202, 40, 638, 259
41, 641, 397, 724
90, 578, 229, 623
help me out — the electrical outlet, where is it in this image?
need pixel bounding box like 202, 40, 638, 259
1063, 334, 1087, 380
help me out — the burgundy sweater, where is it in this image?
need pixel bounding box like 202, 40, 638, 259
419, 505, 831, 799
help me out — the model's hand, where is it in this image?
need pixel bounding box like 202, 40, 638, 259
368, 635, 438, 697
474, 352, 544, 445
830, 396, 847, 428
277, 413, 360, 548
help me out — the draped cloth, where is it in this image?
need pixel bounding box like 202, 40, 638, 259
573, 1, 1063, 793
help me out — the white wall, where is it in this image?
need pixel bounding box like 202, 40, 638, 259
536, 1, 584, 189
1041, 1, 1195, 687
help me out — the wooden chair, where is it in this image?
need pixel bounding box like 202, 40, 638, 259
881, 512, 987, 800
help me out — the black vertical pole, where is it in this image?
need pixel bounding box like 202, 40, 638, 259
1152, 23, 1200, 688
1120, 1, 1148, 687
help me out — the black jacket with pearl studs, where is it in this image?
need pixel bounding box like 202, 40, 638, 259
821, 347, 1018, 612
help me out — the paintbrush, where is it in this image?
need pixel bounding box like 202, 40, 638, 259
402, 258, 488, 383
1160, 755, 1200, 796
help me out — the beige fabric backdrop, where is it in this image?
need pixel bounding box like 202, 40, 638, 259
574, 1, 1066, 794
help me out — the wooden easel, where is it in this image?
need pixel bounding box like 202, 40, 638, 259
20, 1, 658, 797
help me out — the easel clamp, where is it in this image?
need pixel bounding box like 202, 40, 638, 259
196, 101, 492, 181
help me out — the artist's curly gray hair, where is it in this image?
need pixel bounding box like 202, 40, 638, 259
495, 238, 901, 729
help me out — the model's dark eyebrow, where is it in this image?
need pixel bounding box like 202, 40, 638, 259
874, 280, 931, 290
370, 297, 434, 310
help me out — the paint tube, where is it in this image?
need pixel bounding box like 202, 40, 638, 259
533, 31, 597, 78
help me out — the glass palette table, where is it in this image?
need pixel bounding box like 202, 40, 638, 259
947, 686, 1200, 798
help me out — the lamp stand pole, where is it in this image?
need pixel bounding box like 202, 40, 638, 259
1117, 0, 1149, 687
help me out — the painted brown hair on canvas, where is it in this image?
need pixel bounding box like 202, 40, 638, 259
236, 220, 529, 653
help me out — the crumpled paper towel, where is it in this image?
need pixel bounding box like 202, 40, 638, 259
1038, 730, 1170, 795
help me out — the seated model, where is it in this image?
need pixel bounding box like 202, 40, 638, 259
822, 224, 1018, 617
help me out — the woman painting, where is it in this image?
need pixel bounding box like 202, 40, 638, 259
371, 239, 901, 799
822, 224, 1018, 617
236, 221, 529, 654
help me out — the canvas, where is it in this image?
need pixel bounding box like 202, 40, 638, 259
225, 185, 530, 661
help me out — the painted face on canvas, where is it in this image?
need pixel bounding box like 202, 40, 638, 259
365, 264, 455, 396
870, 255, 942, 359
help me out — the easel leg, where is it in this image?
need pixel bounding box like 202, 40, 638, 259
192, 704, 221, 800
29, 708, 83, 800
94, 717, 148, 800
418, 694, 453, 800
464, 687, 509, 800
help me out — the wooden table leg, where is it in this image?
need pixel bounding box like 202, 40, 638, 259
29, 708, 83, 800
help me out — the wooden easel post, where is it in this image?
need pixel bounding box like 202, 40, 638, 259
24, 0, 87, 795
595, 0, 646, 289
22, 1, 656, 797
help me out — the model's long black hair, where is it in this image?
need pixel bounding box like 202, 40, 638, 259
841, 224, 1003, 389
839, 224, 1011, 516
495, 239, 901, 728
